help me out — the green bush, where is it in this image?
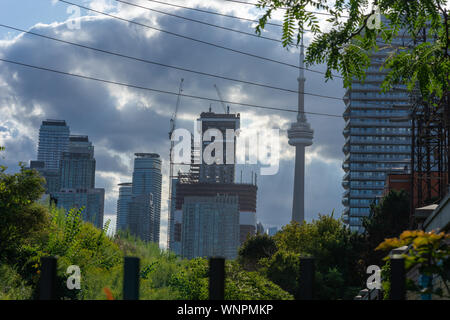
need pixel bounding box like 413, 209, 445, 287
0, 264, 33, 300
0, 161, 295, 300
168, 258, 293, 300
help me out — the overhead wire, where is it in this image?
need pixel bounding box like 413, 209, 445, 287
58, 0, 343, 78
0, 23, 345, 99
0, 57, 344, 118
114, 0, 283, 43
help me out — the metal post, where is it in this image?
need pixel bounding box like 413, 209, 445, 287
123, 257, 140, 300
209, 257, 225, 300
38, 256, 57, 300
298, 257, 315, 300
390, 257, 406, 300
420, 274, 432, 300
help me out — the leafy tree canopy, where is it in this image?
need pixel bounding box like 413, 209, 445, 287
239, 214, 366, 299
238, 233, 277, 271
0, 164, 48, 264
362, 189, 411, 265
255, 0, 449, 102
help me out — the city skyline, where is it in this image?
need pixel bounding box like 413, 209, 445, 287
0, 0, 346, 248
1, 0, 448, 304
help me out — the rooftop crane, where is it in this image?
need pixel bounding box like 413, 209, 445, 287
169, 78, 184, 139
213, 84, 229, 114
167, 78, 183, 250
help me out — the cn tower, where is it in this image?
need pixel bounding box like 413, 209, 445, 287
287, 36, 314, 223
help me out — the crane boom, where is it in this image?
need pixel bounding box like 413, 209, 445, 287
168, 78, 183, 250
214, 84, 228, 113
169, 78, 184, 138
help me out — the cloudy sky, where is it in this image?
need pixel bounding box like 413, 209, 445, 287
0, 0, 347, 248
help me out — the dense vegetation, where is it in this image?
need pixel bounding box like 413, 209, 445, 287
1, 154, 448, 300
0, 164, 292, 300
238, 215, 367, 299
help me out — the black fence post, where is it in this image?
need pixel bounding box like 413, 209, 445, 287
123, 257, 140, 300
298, 257, 315, 300
209, 257, 225, 300
38, 256, 57, 300
390, 257, 406, 300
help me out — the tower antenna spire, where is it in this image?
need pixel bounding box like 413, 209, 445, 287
298, 34, 306, 121
287, 32, 314, 223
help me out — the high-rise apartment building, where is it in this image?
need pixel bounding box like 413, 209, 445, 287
168, 110, 257, 257
31, 120, 105, 228
181, 195, 240, 260
342, 35, 412, 232
128, 153, 162, 243
59, 135, 95, 189
197, 111, 240, 184
167, 177, 180, 253
54, 188, 105, 228
37, 119, 70, 171
31, 119, 70, 194
29, 160, 60, 194
53, 134, 104, 228
115, 182, 133, 233
129, 193, 154, 242
172, 181, 257, 255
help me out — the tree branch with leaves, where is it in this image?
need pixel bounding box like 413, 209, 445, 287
255, 0, 449, 103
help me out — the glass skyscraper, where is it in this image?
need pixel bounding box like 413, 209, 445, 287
53, 134, 104, 228
129, 153, 162, 243
37, 119, 70, 171
29, 160, 60, 194
181, 195, 240, 260
115, 182, 133, 233
55, 188, 105, 228
59, 135, 95, 189
32, 119, 70, 194
342, 35, 412, 232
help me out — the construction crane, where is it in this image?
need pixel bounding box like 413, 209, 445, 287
169, 78, 184, 139
167, 78, 183, 250
214, 84, 229, 114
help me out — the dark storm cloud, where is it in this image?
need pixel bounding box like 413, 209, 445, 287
94, 149, 129, 174
0, 3, 346, 241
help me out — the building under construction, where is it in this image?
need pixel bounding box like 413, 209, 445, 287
167, 109, 258, 257
409, 92, 449, 220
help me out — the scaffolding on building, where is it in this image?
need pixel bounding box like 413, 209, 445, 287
410, 89, 449, 227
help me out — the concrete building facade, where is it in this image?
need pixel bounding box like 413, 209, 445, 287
197, 111, 240, 184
